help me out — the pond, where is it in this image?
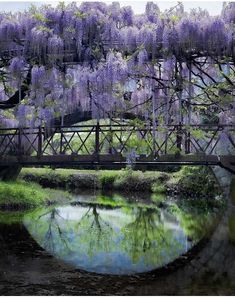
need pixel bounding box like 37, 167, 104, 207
0, 191, 223, 276
24, 204, 189, 275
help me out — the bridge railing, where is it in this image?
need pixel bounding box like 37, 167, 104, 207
0, 124, 234, 160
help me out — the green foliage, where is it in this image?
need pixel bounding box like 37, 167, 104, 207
0, 180, 47, 209
151, 183, 166, 194
33, 13, 49, 23
171, 166, 222, 198
74, 10, 87, 19
0, 180, 72, 210
99, 171, 117, 189
36, 25, 52, 33
150, 193, 166, 204
113, 169, 165, 192
69, 173, 99, 189
20, 166, 222, 199
20, 168, 171, 193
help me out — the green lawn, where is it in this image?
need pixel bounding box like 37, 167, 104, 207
0, 180, 71, 210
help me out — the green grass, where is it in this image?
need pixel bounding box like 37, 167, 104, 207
0, 180, 47, 209
0, 180, 72, 210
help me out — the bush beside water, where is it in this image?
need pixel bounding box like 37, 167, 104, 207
0, 166, 222, 210
20, 166, 221, 198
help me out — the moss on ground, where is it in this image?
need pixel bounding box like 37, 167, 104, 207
20, 166, 221, 198
0, 180, 72, 210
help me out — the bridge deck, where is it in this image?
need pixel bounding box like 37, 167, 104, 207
0, 154, 233, 169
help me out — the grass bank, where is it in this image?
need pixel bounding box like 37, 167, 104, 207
0, 166, 221, 211
20, 166, 221, 198
0, 180, 71, 210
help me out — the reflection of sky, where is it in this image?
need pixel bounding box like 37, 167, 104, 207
24, 204, 190, 275
0, 1, 223, 16
57, 205, 132, 226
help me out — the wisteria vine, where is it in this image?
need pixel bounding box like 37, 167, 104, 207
0, 1, 234, 129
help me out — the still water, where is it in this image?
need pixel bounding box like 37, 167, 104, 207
20, 192, 221, 275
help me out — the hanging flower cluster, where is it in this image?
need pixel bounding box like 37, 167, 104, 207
9, 57, 25, 80
0, 1, 233, 63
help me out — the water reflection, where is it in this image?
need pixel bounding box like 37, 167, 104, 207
23, 194, 220, 275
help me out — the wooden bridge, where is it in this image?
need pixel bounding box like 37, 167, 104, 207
0, 123, 234, 173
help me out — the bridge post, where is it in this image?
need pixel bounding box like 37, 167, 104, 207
37, 126, 42, 159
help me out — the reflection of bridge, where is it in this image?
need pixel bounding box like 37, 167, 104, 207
0, 124, 235, 173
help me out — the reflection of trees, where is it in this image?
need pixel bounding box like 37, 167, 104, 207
37, 208, 71, 255
169, 203, 218, 242
77, 206, 116, 258
25, 203, 191, 272
121, 207, 184, 266
33, 205, 117, 259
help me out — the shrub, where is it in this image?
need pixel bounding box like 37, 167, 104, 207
151, 183, 166, 193
176, 166, 221, 198
99, 171, 117, 189
68, 173, 99, 190
113, 169, 158, 192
